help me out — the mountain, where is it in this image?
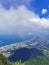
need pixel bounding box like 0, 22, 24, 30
0, 35, 49, 65
0, 34, 49, 56
8, 47, 43, 62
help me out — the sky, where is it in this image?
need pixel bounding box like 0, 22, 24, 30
0, 0, 49, 36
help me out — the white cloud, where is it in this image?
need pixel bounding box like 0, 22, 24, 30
42, 9, 47, 14
26, 32, 33, 35
0, 5, 49, 36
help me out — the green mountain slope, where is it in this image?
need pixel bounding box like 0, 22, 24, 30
0, 54, 49, 65
25, 56, 49, 65
0, 48, 49, 65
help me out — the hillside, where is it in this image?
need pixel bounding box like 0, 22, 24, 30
0, 52, 49, 65
0, 36, 49, 65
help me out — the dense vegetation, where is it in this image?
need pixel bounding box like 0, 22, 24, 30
0, 54, 25, 65
25, 56, 49, 65
0, 54, 49, 65
0, 54, 11, 65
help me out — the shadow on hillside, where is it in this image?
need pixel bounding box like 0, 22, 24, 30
8, 47, 43, 62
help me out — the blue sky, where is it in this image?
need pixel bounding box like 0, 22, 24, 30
0, 0, 49, 17
0, 0, 49, 36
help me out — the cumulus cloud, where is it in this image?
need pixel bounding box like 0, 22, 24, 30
42, 9, 47, 14
0, 5, 49, 35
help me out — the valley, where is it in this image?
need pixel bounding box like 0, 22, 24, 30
0, 37, 49, 65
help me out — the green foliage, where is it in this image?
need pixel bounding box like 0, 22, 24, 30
11, 61, 25, 65
25, 56, 49, 65
0, 54, 12, 65
0, 54, 49, 65
0, 54, 25, 65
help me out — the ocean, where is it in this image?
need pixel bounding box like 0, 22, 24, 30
0, 35, 34, 47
